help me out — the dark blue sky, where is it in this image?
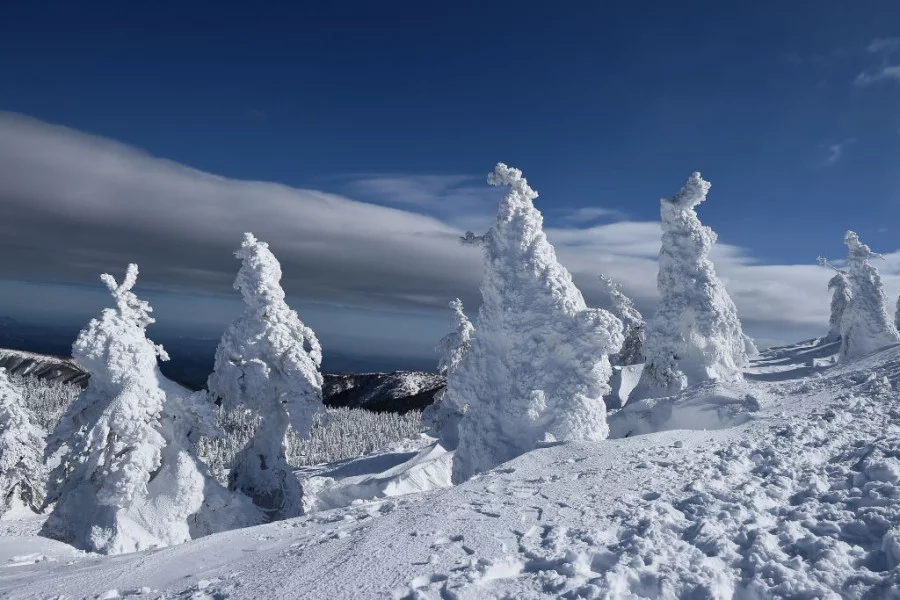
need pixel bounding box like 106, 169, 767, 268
1, 1, 900, 366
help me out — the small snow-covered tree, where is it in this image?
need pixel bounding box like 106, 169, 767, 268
599, 274, 644, 365
447, 164, 624, 484
207, 233, 325, 521
895, 295, 900, 332
818, 257, 851, 343
640, 173, 750, 395
0, 369, 46, 515
42, 265, 241, 554
421, 298, 474, 447
839, 231, 900, 358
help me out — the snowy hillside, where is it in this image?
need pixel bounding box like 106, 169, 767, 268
0, 348, 88, 387
3, 337, 900, 598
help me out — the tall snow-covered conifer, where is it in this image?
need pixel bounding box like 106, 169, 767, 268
827, 271, 851, 342
0, 369, 46, 515
599, 274, 645, 365
421, 298, 474, 447
447, 164, 623, 484
839, 231, 900, 358
207, 233, 325, 521
640, 173, 749, 395
42, 265, 217, 554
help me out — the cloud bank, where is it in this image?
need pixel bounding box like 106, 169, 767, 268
1, 112, 883, 351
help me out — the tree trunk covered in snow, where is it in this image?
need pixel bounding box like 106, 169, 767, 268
447, 164, 623, 484
840, 231, 900, 359
208, 234, 325, 521
640, 173, 749, 396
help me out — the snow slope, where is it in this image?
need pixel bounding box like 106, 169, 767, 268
3, 338, 900, 598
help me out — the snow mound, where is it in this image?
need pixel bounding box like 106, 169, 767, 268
301, 441, 452, 513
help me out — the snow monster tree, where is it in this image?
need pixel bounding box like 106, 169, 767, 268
208, 233, 325, 521
447, 164, 624, 484
839, 231, 900, 358
43, 265, 218, 554
640, 172, 750, 396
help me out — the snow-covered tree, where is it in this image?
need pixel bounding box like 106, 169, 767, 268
421, 298, 474, 447
839, 231, 900, 358
0, 369, 46, 515
817, 257, 851, 343
447, 164, 624, 484
639, 173, 750, 396
42, 264, 236, 554
895, 294, 900, 332
599, 274, 645, 365
207, 233, 325, 521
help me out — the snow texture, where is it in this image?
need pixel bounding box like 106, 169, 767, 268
599, 274, 645, 365
640, 172, 750, 396
421, 298, 474, 448
8, 339, 900, 598
839, 231, 900, 359
446, 164, 623, 484
0, 369, 46, 515
41, 265, 234, 554
207, 233, 326, 521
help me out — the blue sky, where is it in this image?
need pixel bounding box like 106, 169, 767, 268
1, 1, 900, 366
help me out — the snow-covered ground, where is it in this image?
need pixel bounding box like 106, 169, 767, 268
3, 338, 900, 598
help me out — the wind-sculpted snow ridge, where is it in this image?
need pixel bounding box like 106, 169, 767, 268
446, 163, 624, 483
839, 231, 900, 359
640, 173, 750, 396
208, 233, 326, 521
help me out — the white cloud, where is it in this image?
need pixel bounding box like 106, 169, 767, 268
0, 112, 880, 348
558, 207, 628, 225
854, 65, 900, 86
867, 37, 900, 54
824, 139, 854, 165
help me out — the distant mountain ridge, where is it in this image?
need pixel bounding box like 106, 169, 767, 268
0, 348, 90, 386
0, 347, 444, 413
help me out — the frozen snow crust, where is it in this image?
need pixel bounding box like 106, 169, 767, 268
6, 338, 900, 598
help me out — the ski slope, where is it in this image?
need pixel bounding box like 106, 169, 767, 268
3, 338, 900, 599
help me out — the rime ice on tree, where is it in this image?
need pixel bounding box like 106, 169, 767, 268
42, 265, 218, 554
0, 369, 46, 515
817, 257, 851, 343
447, 164, 623, 484
640, 173, 750, 396
839, 231, 900, 358
421, 298, 474, 448
208, 233, 325, 521
599, 274, 645, 365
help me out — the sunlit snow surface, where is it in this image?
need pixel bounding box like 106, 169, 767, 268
4, 338, 900, 598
